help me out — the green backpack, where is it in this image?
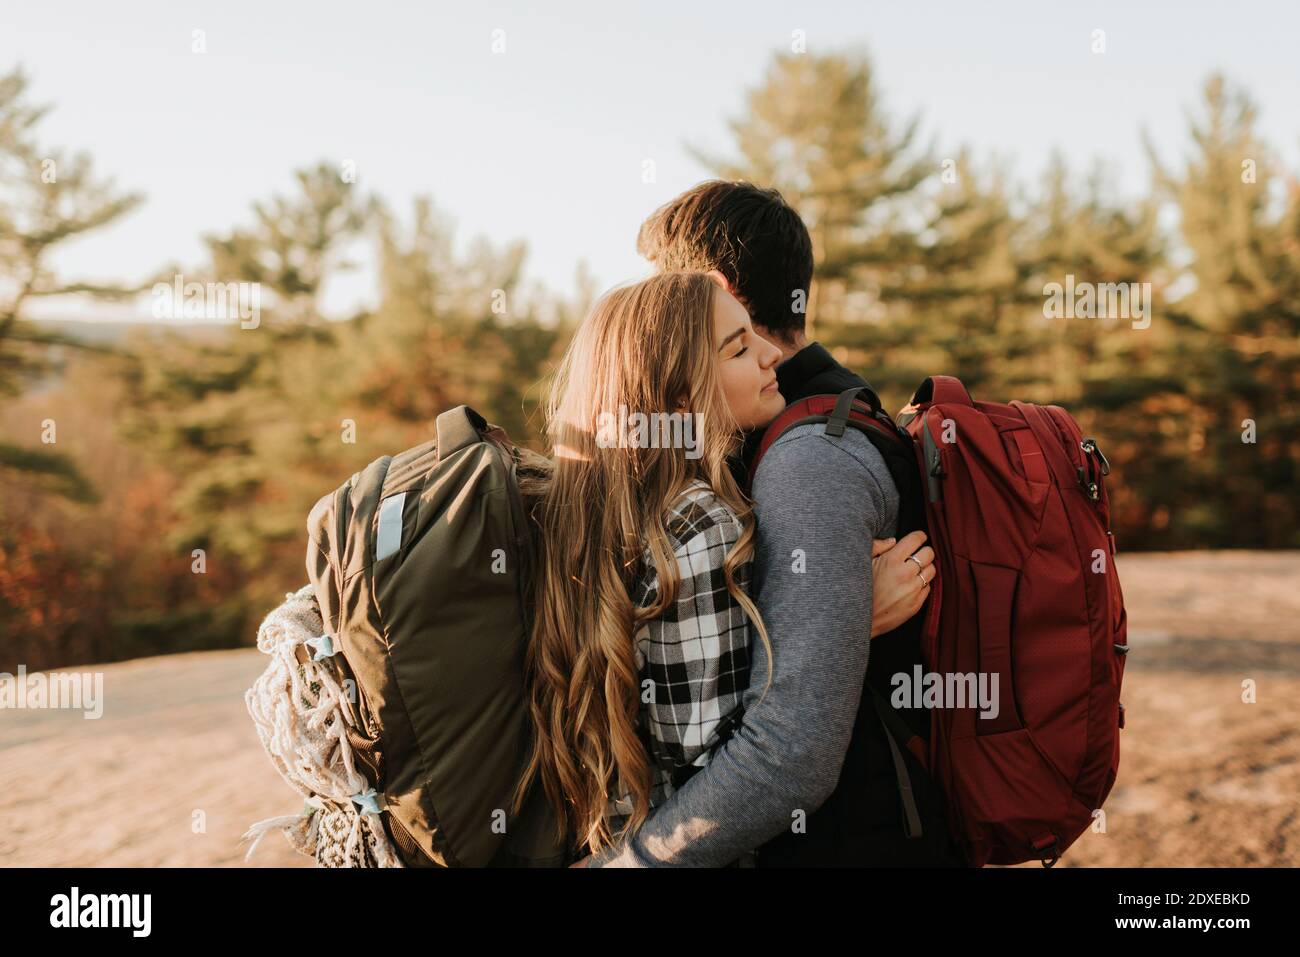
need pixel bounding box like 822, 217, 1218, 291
289, 405, 566, 866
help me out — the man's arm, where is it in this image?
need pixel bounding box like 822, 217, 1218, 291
588, 424, 899, 866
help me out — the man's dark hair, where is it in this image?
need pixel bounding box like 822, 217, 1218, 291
636, 180, 813, 341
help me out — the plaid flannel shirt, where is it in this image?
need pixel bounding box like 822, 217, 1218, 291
605, 480, 752, 834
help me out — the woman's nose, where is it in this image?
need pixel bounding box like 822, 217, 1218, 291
762, 340, 782, 368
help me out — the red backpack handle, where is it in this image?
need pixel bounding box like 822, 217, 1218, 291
911, 375, 973, 407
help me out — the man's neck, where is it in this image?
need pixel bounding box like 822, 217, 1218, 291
770, 331, 809, 363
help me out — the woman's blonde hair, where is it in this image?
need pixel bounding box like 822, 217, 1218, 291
512, 271, 773, 855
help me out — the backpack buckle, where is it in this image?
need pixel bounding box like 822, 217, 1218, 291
1078, 438, 1108, 501
1081, 437, 1110, 475
1075, 467, 1101, 501
1033, 835, 1060, 868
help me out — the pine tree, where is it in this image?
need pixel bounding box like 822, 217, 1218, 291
117, 160, 368, 570
1149, 75, 1300, 546
0, 66, 144, 500
1011, 154, 1175, 546
828, 152, 1032, 406
697, 50, 933, 343
201, 161, 366, 326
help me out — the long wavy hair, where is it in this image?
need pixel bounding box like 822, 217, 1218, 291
512, 271, 773, 854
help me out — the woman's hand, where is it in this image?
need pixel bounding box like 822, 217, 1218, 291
869, 531, 936, 637
569, 855, 591, 868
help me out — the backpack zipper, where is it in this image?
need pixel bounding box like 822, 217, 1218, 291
921, 413, 944, 503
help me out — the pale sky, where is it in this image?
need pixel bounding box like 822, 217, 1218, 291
3, 0, 1298, 321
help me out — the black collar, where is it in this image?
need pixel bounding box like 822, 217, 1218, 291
775, 341, 869, 403
775, 341, 834, 395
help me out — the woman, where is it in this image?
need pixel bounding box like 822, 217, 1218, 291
513, 270, 929, 862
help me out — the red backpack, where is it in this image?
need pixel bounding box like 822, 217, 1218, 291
751, 375, 1127, 867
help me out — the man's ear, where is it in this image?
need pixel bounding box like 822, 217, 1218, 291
706, 269, 734, 295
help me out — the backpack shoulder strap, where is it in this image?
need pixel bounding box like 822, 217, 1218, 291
868, 687, 925, 839
749, 386, 906, 485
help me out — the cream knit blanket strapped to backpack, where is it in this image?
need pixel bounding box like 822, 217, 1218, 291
241, 584, 404, 868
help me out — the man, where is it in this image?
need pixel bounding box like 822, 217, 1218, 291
586, 181, 965, 867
